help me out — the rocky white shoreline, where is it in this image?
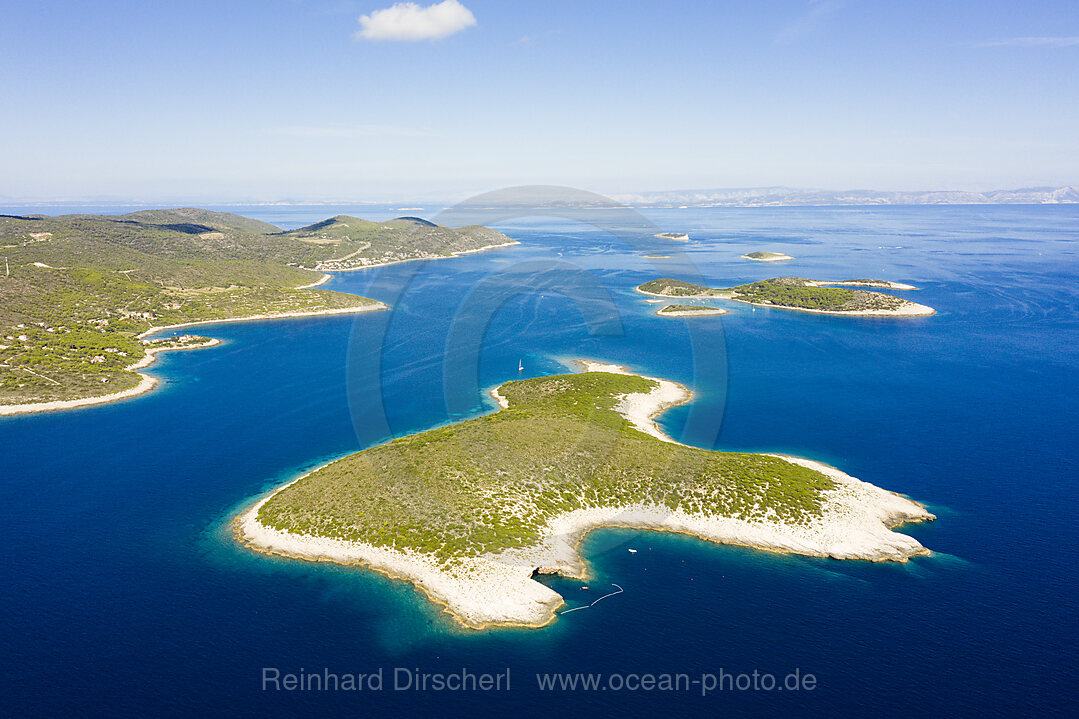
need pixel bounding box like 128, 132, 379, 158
807, 279, 919, 290
635, 284, 934, 316
294, 273, 332, 289
1, 235, 513, 417
0, 301, 387, 417
0, 338, 221, 416
742, 252, 794, 262
306, 240, 520, 273
727, 297, 936, 316
655, 306, 730, 317
635, 286, 718, 300
133, 300, 388, 339
236, 360, 935, 630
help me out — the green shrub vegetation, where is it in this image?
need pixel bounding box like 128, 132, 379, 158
732, 280, 856, 309
258, 371, 835, 562
658, 304, 723, 313
637, 276, 908, 312
0, 209, 511, 405
638, 278, 719, 296
279, 215, 514, 270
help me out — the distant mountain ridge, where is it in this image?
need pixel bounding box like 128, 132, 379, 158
118, 207, 282, 234
279, 215, 514, 271
611, 185, 1079, 207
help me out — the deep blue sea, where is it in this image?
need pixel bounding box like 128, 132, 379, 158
2, 203, 1077, 717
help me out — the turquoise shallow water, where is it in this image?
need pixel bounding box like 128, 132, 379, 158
1, 204, 1077, 717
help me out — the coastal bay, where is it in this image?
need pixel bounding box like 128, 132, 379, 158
0, 210, 513, 411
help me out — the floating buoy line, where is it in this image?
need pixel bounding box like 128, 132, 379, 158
559, 584, 624, 615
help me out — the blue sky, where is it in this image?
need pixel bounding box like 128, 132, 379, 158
2, 0, 1077, 201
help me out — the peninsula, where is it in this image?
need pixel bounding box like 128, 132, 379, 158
237, 361, 934, 630
282, 215, 518, 271
637, 276, 934, 316
742, 251, 794, 262
0, 209, 514, 412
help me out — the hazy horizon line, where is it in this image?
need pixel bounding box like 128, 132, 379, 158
2, 182, 1076, 209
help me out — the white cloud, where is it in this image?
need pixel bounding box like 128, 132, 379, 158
977, 36, 1079, 48
355, 0, 476, 42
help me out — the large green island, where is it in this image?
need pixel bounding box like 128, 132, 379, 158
237, 361, 934, 629
0, 209, 514, 413
637, 277, 934, 316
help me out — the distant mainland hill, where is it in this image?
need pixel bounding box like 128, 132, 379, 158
6, 184, 1076, 211
0, 209, 514, 411
612, 185, 1079, 207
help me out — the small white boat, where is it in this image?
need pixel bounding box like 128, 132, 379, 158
518, 359, 523, 372
628, 548, 637, 553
